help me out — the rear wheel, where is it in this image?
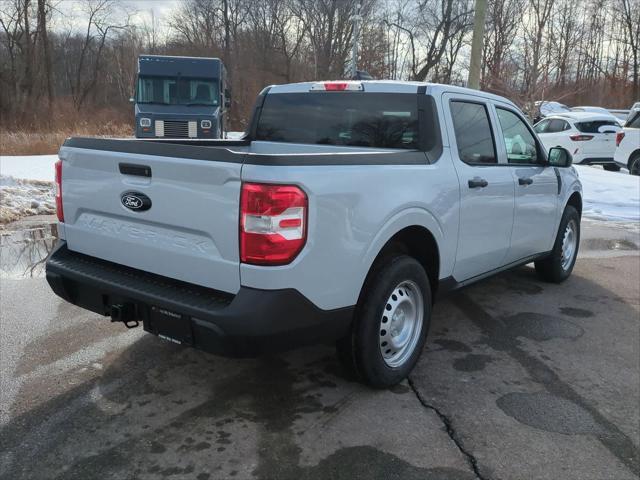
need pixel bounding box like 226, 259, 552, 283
629, 153, 640, 176
535, 205, 580, 283
603, 164, 621, 172
336, 255, 431, 388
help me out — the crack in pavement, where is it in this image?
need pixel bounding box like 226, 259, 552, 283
407, 377, 488, 480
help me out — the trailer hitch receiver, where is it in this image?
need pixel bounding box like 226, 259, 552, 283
110, 304, 139, 328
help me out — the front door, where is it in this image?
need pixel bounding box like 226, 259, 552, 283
493, 105, 559, 262
442, 94, 516, 281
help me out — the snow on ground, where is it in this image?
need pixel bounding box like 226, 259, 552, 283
0, 155, 638, 224
0, 176, 55, 224
574, 165, 639, 222
0, 155, 58, 182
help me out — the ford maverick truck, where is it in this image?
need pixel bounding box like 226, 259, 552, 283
46, 81, 582, 387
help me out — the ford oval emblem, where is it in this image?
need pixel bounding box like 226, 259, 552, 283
121, 191, 151, 211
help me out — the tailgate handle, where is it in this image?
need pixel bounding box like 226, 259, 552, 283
119, 163, 152, 177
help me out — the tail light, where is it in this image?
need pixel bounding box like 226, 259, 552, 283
54, 159, 64, 222
570, 134, 594, 141
616, 131, 625, 146
240, 183, 307, 265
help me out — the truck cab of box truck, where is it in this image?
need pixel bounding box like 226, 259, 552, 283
133, 55, 230, 139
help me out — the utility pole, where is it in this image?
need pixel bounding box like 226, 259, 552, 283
467, 0, 487, 89
350, 4, 362, 79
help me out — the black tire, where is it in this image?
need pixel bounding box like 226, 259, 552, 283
603, 164, 621, 172
535, 205, 580, 283
336, 255, 431, 388
629, 153, 640, 176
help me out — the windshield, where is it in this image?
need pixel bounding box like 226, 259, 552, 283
136, 75, 219, 106
255, 93, 419, 149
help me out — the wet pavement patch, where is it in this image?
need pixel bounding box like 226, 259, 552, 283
0, 222, 57, 278
502, 312, 584, 342
453, 354, 494, 372
582, 238, 638, 251
432, 339, 472, 353
293, 446, 476, 480
497, 392, 602, 435
559, 307, 594, 318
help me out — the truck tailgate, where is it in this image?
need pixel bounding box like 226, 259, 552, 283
59, 140, 243, 294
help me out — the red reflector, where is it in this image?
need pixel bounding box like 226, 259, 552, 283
240, 183, 307, 265
54, 159, 64, 222
279, 218, 302, 228
324, 82, 348, 91
570, 134, 594, 141
616, 131, 625, 147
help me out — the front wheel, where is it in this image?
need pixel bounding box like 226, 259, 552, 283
535, 205, 580, 283
336, 255, 431, 388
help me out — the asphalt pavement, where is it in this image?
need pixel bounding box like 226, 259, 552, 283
0, 216, 638, 480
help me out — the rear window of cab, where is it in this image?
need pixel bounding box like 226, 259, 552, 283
255, 92, 420, 149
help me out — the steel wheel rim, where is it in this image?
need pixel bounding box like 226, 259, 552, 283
379, 280, 424, 368
561, 219, 577, 270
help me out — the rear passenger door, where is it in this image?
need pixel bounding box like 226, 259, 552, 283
442, 93, 515, 281
492, 105, 559, 262
535, 118, 571, 152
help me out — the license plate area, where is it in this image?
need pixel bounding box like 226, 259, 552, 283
146, 306, 193, 345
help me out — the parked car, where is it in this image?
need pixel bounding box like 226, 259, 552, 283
614, 110, 640, 175
571, 106, 625, 126
534, 112, 622, 171
627, 102, 640, 122
533, 100, 571, 123
132, 55, 231, 139
46, 81, 582, 388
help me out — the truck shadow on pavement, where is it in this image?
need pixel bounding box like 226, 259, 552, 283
1, 263, 638, 480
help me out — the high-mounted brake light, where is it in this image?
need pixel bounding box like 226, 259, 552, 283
240, 183, 308, 265
569, 134, 594, 141
54, 159, 64, 222
616, 131, 625, 147
310, 81, 364, 92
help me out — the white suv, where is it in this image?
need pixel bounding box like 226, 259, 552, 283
534, 112, 621, 171
615, 110, 640, 175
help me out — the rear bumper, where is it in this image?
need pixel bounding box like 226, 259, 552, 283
45, 242, 353, 357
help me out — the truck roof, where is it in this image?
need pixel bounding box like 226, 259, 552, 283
267, 80, 519, 110
138, 55, 222, 77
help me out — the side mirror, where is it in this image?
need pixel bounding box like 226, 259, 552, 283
129, 97, 135, 104
548, 147, 572, 168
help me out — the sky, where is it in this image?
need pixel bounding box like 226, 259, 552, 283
51, 0, 182, 33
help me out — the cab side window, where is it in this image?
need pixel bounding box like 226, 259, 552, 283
450, 101, 497, 164
496, 108, 540, 165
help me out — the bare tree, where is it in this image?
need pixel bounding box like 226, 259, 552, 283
619, 0, 640, 99
385, 0, 473, 81
66, 0, 131, 109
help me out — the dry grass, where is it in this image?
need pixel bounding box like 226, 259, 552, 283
1, 126, 131, 156
1, 98, 132, 156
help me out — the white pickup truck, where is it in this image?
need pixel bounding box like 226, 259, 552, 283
46, 81, 582, 387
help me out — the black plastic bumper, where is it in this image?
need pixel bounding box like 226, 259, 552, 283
45, 242, 353, 357
577, 157, 616, 165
